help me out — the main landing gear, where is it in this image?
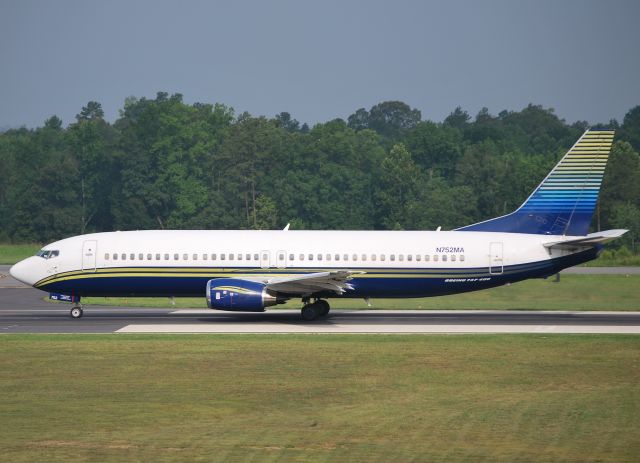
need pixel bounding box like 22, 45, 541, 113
70, 305, 83, 319
301, 299, 330, 321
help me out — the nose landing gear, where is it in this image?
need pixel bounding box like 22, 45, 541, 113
301, 299, 330, 321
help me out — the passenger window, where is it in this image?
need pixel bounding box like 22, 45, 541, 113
361, 254, 367, 261
390, 255, 395, 261
308, 254, 313, 261
343, 254, 348, 261
381, 254, 386, 261
280, 253, 285, 261
451, 255, 456, 262
317, 254, 322, 261
203, 254, 208, 260
130, 253, 135, 260
433, 255, 438, 262
289, 254, 294, 261
460, 255, 465, 262
138, 253, 143, 260
335, 254, 340, 261
442, 255, 447, 262
262, 253, 267, 261
326, 254, 331, 261
156, 253, 161, 260
174, 253, 179, 260
299, 254, 305, 261
113, 253, 118, 260
229, 253, 234, 260
212, 254, 217, 260
246, 254, 251, 260
221, 254, 226, 261
407, 255, 412, 261
147, 253, 152, 260
371, 254, 377, 261
399, 254, 404, 262
352, 254, 358, 261
193, 254, 198, 260
416, 255, 421, 262
183, 253, 188, 260
105, 253, 109, 260
164, 254, 169, 260
238, 253, 242, 261
122, 253, 126, 260
425, 255, 430, 262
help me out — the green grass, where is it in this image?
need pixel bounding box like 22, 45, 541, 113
583, 254, 640, 266
1, 334, 639, 462
0, 243, 40, 264
80, 274, 640, 311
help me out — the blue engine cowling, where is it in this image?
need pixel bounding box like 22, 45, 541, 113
206, 278, 287, 312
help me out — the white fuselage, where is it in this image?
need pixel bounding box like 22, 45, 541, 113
10, 229, 591, 300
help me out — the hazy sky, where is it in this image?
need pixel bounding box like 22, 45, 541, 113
1, 0, 639, 128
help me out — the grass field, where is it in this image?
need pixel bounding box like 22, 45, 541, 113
80, 274, 640, 311
0, 243, 41, 264
1, 335, 639, 462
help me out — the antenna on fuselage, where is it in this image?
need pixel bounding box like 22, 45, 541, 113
283, 223, 290, 231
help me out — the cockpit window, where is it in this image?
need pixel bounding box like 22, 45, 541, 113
36, 250, 59, 259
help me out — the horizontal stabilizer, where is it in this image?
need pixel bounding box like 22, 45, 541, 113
543, 229, 628, 249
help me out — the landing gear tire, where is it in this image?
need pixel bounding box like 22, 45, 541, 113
317, 300, 330, 317
301, 300, 330, 321
70, 306, 83, 319
301, 303, 320, 321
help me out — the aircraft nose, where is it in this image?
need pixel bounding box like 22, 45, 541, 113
9, 258, 39, 286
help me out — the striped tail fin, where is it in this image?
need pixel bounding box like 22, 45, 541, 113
457, 130, 615, 236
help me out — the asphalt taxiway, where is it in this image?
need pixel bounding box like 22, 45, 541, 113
1, 265, 639, 334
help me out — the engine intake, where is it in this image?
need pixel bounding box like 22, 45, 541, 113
206, 278, 287, 312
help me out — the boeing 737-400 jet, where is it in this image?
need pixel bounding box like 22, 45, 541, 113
10, 130, 626, 320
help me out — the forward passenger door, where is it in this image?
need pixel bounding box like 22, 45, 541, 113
82, 240, 97, 272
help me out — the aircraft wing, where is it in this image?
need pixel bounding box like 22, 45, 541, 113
543, 229, 628, 249
264, 270, 364, 296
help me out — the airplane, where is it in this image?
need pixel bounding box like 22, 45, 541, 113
10, 130, 626, 320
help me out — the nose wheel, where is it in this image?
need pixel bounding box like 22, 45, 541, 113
70, 306, 84, 319
301, 299, 330, 321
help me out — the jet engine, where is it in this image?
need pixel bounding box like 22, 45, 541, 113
206, 278, 287, 311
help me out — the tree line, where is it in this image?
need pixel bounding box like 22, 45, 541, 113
0, 94, 639, 252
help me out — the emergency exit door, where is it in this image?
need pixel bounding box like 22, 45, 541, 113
82, 240, 97, 272
489, 242, 503, 275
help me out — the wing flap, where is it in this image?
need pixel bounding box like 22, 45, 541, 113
266, 270, 363, 296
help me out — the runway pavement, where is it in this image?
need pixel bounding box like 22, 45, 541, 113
0, 286, 639, 334
2, 265, 640, 334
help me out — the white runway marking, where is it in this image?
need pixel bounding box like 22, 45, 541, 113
169, 309, 639, 316
116, 324, 640, 334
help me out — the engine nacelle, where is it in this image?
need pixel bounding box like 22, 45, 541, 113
206, 278, 287, 311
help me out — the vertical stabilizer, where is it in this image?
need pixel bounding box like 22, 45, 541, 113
457, 130, 614, 236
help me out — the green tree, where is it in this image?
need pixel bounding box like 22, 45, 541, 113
373, 143, 422, 229
618, 105, 640, 152
600, 141, 640, 230
611, 203, 640, 252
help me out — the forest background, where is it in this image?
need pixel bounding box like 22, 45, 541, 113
1, 94, 638, 255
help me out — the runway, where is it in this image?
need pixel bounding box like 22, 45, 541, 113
1, 286, 640, 334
